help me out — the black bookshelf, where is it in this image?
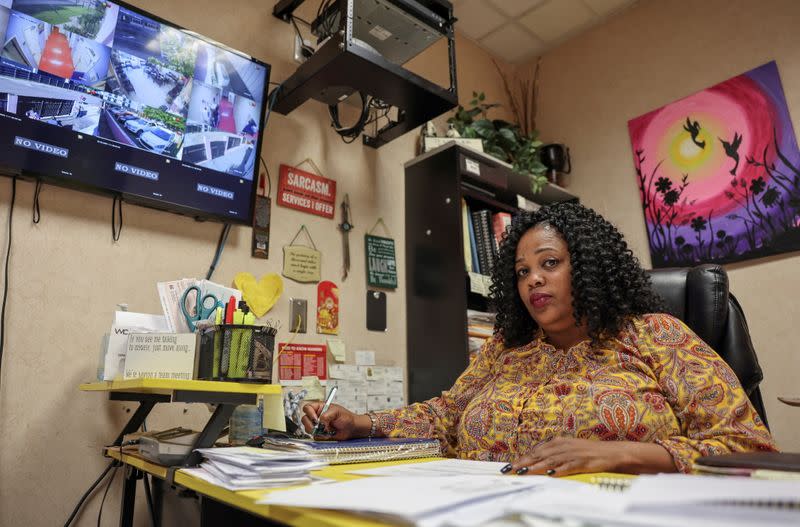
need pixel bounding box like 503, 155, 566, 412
403, 142, 578, 403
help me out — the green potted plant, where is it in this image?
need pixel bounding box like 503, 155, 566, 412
447, 92, 548, 193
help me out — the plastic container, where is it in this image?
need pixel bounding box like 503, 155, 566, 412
229, 404, 264, 446
196, 324, 276, 382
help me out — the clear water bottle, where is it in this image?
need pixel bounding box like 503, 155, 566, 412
229, 403, 264, 445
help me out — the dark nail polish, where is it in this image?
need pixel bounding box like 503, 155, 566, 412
516, 467, 529, 475
500, 463, 513, 474
546, 469, 556, 476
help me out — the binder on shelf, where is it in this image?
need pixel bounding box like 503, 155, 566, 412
460, 199, 472, 273
471, 210, 496, 275
465, 202, 481, 274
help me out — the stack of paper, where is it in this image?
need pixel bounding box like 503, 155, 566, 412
511, 473, 800, 527
182, 447, 327, 491
259, 474, 576, 526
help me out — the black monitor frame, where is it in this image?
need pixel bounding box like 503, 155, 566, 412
0, 0, 271, 225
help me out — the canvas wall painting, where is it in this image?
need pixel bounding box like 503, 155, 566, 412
628, 61, 800, 267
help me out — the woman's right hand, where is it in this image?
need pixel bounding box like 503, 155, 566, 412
301, 402, 370, 441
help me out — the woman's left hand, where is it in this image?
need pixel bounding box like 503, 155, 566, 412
508, 438, 626, 476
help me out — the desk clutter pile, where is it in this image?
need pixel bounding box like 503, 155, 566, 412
183, 447, 327, 491
254, 461, 800, 527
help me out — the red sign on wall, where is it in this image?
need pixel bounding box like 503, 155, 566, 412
278, 343, 327, 381
277, 164, 336, 218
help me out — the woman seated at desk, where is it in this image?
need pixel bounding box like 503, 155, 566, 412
303, 202, 776, 475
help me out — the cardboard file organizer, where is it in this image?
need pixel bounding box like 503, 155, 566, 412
196, 325, 276, 382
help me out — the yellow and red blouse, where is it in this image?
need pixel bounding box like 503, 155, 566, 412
373, 314, 776, 472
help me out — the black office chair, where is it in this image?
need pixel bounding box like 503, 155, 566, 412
646, 264, 769, 428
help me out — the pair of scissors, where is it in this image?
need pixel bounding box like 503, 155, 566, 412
180, 285, 221, 331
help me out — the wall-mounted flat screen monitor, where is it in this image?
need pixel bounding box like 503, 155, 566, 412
0, 0, 270, 223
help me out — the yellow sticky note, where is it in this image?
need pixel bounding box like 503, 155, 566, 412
301, 376, 326, 401
261, 393, 286, 432
327, 338, 345, 363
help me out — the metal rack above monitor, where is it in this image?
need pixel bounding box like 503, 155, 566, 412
271, 0, 458, 148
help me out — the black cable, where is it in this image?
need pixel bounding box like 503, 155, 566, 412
0, 176, 15, 390
96, 465, 119, 527
290, 15, 313, 57
316, 0, 336, 39
32, 179, 42, 224
292, 15, 312, 26
328, 92, 371, 143
62, 460, 116, 527
259, 157, 272, 197
111, 195, 123, 241
205, 223, 231, 280
264, 82, 281, 134
143, 474, 157, 527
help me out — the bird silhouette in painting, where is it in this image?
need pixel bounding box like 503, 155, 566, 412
683, 118, 705, 149
719, 132, 743, 175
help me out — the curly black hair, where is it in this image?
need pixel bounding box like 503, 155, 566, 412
490, 201, 663, 347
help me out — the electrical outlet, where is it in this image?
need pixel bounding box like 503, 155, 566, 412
289, 298, 307, 333
293, 35, 314, 64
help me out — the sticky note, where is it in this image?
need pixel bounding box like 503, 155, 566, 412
261, 393, 286, 432
301, 375, 326, 401
355, 350, 376, 366
327, 338, 346, 362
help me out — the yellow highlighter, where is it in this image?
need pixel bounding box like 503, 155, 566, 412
230, 308, 245, 377
239, 308, 256, 375
212, 306, 223, 377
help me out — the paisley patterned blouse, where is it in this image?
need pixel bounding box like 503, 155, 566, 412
373, 314, 776, 472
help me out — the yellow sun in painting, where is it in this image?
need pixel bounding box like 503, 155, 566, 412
669, 130, 712, 170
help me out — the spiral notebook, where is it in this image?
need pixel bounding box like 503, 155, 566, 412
260, 436, 441, 465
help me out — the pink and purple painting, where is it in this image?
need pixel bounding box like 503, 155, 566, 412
628, 61, 800, 267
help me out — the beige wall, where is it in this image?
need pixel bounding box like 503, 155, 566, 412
0, 1, 512, 525
535, 0, 800, 451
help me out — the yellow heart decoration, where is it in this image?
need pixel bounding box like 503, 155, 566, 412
234, 272, 283, 317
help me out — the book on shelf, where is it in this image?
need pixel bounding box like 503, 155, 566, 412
463, 200, 481, 274
492, 212, 511, 252
460, 199, 472, 273
462, 207, 519, 276
471, 209, 496, 275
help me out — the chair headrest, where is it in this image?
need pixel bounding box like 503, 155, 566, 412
646, 264, 729, 350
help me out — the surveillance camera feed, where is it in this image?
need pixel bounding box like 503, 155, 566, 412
0, 0, 269, 222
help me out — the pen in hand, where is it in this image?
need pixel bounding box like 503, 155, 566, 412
312, 386, 338, 436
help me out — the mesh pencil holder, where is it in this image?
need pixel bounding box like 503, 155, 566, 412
196, 324, 276, 383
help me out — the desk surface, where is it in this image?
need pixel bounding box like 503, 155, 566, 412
80, 379, 282, 396
106, 448, 626, 527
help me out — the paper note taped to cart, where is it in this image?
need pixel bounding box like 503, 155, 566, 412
124, 333, 197, 380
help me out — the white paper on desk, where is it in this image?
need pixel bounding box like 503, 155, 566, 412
181, 467, 312, 491
260, 475, 545, 521
512, 474, 800, 527
419, 478, 584, 527
348, 459, 509, 477
103, 312, 169, 380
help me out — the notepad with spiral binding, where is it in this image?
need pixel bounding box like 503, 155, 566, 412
695, 452, 800, 472
260, 436, 442, 465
